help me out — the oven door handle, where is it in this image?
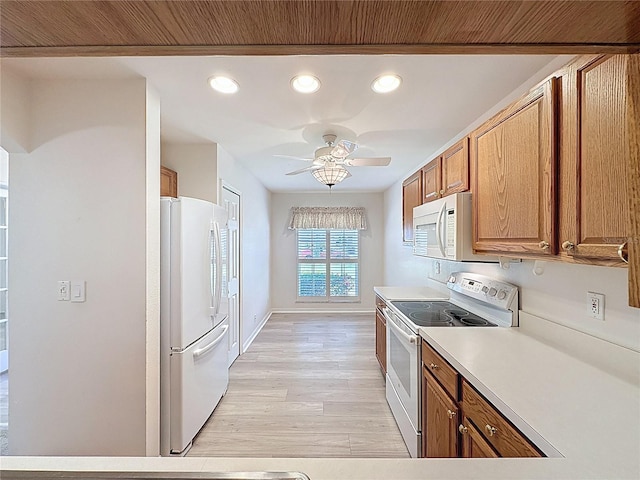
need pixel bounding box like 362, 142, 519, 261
383, 308, 418, 345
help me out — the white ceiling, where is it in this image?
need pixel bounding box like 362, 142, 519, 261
3, 54, 564, 192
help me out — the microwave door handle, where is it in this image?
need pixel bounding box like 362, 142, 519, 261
435, 201, 447, 257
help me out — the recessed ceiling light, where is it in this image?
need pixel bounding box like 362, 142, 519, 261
208, 76, 239, 94
371, 74, 402, 94
291, 74, 321, 94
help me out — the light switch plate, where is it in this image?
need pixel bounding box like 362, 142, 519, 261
71, 280, 86, 303
58, 281, 70, 301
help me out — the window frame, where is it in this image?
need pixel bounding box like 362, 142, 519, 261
296, 228, 361, 303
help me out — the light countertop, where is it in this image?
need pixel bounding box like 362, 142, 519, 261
3, 312, 639, 479
374, 285, 448, 302
419, 311, 640, 479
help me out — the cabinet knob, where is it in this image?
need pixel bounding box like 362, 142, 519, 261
485, 424, 498, 437
447, 410, 456, 419
439, 190, 445, 195
618, 242, 629, 264
429, 363, 439, 370
538, 241, 549, 250
561, 241, 575, 251
458, 424, 468, 434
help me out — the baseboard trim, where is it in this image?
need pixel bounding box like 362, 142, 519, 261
271, 309, 374, 314
242, 310, 272, 353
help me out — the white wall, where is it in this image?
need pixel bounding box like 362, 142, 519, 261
145, 86, 161, 456
271, 191, 384, 311
0, 68, 30, 153
216, 145, 271, 350
5, 75, 160, 455
161, 143, 217, 203
383, 56, 640, 353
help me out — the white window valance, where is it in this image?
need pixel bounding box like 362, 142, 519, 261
288, 207, 367, 230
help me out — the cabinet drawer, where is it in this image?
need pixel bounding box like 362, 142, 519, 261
422, 340, 459, 400
462, 380, 542, 457
375, 295, 387, 310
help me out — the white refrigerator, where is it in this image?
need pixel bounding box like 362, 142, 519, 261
160, 196, 229, 456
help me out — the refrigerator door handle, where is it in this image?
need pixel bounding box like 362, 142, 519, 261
192, 325, 229, 359
209, 226, 216, 319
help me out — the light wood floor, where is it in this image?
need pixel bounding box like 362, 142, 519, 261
188, 313, 409, 458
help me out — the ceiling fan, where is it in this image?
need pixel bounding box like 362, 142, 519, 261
280, 134, 391, 187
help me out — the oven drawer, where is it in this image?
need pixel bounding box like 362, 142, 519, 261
461, 379, 542, 457
422, 340, 459, 400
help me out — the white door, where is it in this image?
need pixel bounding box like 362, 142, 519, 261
222, 186, 241, 366
0, 148, 8, 374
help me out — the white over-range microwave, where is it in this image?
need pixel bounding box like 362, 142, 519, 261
413, 192, 496, 262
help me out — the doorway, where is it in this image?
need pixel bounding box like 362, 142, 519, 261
0, 147, 9, 455
222, 184, 241, 366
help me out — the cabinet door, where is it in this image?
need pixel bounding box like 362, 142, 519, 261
423, 369, 459, 458
161, 166, 178, 197
564, 55, 629, 262
471, 79, 557, 256
441, 138, 469, 197
421, 157, 442, 203
462, 380, 541, 457
375, 309, 386, 374
402, 171, 422, 242
460, 418, 499, 458
628, 54, 640, 308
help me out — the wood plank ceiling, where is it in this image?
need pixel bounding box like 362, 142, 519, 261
1, 0, 639, 57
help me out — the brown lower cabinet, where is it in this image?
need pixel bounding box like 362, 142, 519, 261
421, 339, 543, 458
375, 296, 387, 374
459, 417, 499, 458
422, 365, 459, 457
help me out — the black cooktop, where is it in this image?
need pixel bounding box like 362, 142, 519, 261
391, 301, 497, 327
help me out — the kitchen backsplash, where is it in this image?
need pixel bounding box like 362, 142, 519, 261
428, 257, 639, 353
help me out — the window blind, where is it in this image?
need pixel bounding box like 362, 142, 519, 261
297, 229, 359, 300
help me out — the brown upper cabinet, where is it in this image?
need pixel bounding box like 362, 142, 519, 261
421, 138, 470, 204
470, 54, 633, 265
421, 157, 442, 203
161, 166, 178, 197
628, 55, 640, 308
402, 171, 422, 243
470, 79, 557, 257
557, 55, 630, 265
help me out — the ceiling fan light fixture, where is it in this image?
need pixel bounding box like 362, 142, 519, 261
371, 74, 402, 94
208, 76, 239, 94
311, 166, 349, 188
291, 74, 321, 93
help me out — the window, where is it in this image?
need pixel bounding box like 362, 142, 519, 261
297, 229, 359, 301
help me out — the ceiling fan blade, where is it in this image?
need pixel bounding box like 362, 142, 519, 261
344, 157, 391, 167
285, 165, 322, 175
273, 154, 314, 162
331, 139, 358, 159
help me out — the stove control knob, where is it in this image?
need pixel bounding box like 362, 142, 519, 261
488, 288, 497, 297
481, 286, 489, 293
497, 290, 507, 300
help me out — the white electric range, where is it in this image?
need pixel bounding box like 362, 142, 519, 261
382, 272, 519, 457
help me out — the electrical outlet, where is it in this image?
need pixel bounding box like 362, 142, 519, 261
587, 292, 605, 320
434, 260, 441, 275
